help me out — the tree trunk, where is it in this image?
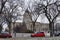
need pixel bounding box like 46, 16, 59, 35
11, 22, 14, 35
0, 25, 2, 33
8, 22, 11, 34
32, 22, 36, 32
52, 22, 54, 36
49, 22, 54, 37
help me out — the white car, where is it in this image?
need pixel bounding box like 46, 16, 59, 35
44, 32, 50, 37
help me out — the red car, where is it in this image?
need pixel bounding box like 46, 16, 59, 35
0, 32, 12, 38
31, 32, 45, 37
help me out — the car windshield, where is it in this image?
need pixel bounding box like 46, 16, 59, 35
35, 32, 44, 34
1, 32, 9, 34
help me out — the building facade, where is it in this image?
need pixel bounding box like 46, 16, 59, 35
23, 12, 49, 32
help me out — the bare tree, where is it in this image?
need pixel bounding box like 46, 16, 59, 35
25, 2, 44, 32
0, 0, 7, 32
0, 0, 7, 14
5, 0, 25, 34
2, 1, 18, 34
37, 0, 60, 36
25, 0, 60, 36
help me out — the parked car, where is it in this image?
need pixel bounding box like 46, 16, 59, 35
31, 32, 45, 37
44, 31, 50, 37
0, 32, 12, 38
54, 31, 60, 36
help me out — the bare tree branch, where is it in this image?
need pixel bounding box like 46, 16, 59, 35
0, 0, 7, 14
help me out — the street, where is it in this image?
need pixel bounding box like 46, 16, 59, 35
0, 33, 57, 40
0, 37, 60, 40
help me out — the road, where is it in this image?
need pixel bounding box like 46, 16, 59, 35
0, 37, 60, 40
12, 33, 32, 37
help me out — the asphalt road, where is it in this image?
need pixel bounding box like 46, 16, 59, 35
0, 37, 60, 40
12, 33, 32, 38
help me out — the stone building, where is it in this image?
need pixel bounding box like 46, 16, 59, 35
5, 12, 49, 33
6, 22, 27, 33
23, 12, 49, 32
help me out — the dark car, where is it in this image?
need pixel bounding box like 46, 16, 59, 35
31, 32, 45, 37
0, 32, 12, 38
54, 31, 60, 36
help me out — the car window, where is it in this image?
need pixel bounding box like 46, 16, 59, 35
37, 32, 44, 34
1, 32, 9, 34
1, 33, 7, 34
